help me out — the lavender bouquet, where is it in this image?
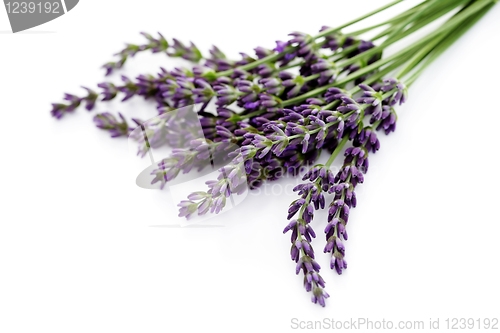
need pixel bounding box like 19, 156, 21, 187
51, 0, 495, 306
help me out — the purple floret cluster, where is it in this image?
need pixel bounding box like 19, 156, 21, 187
51, 0, 493, 306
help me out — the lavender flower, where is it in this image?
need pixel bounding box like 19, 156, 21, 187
179, 146, 253, 217
50, 87, 98, 119
283, 163, 334, 306
381, 78, 408, 105
103, 32, 169, 76
148, 138, 236, 189
81, 87, 99, 110
49, 0, 486, 308
167, 39, 203, 63
192, 79, 215, 104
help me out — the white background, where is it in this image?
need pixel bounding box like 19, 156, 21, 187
1, 1, 499, 332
